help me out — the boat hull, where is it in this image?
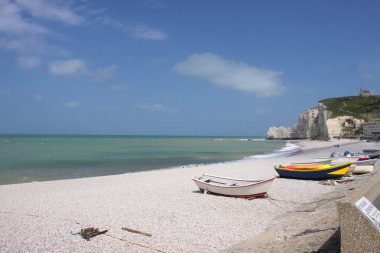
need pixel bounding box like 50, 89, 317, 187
354, 165, 374, 174
354, 159, 378, 166
274, 162, 351, 180
192, 175, 275, 198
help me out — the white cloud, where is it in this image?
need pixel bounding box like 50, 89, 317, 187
98, 16, 124, 30
138, 104, 178, 113
49, 59, 119, 81
0, 0, 166, 58
98, 16, 168, 41
174, 53, 285, 97
0, 0, 84, 54
63, 101, 80, 108
15, 0, 84, 25
0, 36, 48, 54
17, 56, 41, 68
49, 59, 88, 76
0, 0, 48, 35
0, 0, 83, 35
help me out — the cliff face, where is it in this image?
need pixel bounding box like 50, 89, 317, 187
325, 116, 363, 139
267, 126, 298, 140
267, 102, 363, 140
295, 107, 319, 139
317, 103, 331, 140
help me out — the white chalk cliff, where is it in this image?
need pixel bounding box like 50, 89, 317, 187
267, 126, 298, 140
267, 103, 363, 140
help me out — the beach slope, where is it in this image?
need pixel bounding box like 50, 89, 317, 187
0, 140, 379, 252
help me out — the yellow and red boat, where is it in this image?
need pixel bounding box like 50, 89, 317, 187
274, 162, 352, 180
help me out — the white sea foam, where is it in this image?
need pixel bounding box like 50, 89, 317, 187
238, 138, 266, 141
247, 142, 300, 159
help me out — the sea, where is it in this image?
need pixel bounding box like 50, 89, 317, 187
0, 135, 298, 185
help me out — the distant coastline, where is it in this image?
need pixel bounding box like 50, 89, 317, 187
267, 94, 380, 141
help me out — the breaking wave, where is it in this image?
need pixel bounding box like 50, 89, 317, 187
247, 142, 300, 159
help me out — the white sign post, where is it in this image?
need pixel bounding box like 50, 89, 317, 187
355, 196, 380, 232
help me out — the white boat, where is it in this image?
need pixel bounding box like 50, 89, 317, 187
192, 174, 275, 198
330, 157, 378, 166
353, 165, 374, 174
292, 159, 332, 165
354, 159, 378, 166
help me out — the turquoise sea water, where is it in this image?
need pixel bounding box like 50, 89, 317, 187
0, 135, 287, 185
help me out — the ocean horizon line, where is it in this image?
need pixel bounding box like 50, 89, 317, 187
0, 133, 267, 138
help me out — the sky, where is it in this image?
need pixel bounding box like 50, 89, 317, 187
0, 0, 380, 136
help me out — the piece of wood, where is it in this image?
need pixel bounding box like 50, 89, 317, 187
122, 227, 152, 237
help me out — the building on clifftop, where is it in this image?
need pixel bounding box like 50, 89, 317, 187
359, 88, 372, 97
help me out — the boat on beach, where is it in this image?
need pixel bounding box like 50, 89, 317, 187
192, 174, 275, 198
363, 149, 380, 154
359, 151, 380, 160
330, 155, 378, 164
354, 158, 378, 166
292, 159, 332, 165
328, 157, 378, 174
352, 159, 377, 174
274, 162, 352, 180
353, 164, 374, 174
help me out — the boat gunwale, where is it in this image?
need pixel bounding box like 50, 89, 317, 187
202, 191, 268, 198
192, 174, 276, 189
274, 162, 352, 173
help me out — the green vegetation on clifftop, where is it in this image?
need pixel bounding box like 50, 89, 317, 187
319, 95, 380, 120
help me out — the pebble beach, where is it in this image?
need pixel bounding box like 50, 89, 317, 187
0, 139, 379, 253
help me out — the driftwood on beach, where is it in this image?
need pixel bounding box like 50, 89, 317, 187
122, 227, 152, 237
80, 227, 108, 240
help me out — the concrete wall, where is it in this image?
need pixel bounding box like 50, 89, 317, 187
338, 162, 380, 253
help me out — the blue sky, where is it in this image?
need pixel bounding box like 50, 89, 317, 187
0, 0, 379, 136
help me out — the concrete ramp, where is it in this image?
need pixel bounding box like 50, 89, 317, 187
338, 161, 380, 253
